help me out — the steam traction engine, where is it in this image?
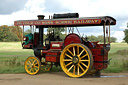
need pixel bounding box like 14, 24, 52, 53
14, 13, 116, 78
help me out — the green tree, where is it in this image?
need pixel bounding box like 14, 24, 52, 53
97, 35, 104, 42
24, 29, 32, 35
0, 25, 8, 41
87, 35, 98, 42
86, 35, 117, 43
110, 37, 117, 43
123, 29, 128, 44
6, 32, 19, 42
47, 27, 65, 40
9, 26, 23, 41
0, 25, 19, 42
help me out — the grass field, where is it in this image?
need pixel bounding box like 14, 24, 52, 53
0, 42, 33, 73
0, 42, 128, 74
103, 43, 128, 73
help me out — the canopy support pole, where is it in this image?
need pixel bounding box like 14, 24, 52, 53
30, 25, 32, 34
103, 22, 106, 69
103, 22, 106, 45
72, 27, 74, 33
23, 26, 24, 40
109, 23, 110, 43
65, 26, 67, 35
33, 25, 34, 34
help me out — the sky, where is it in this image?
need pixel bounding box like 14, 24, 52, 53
0, 0, 128, 42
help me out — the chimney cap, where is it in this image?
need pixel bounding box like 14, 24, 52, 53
37, 15, 45, 20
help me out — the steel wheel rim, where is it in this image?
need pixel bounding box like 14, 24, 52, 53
41, 57, 52, 71
25, 57, 41, 75
60, 44, 92, 78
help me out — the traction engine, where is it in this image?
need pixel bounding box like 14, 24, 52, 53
14, 13, 116, 77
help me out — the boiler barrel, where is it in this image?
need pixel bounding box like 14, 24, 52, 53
53, 13, 79, 19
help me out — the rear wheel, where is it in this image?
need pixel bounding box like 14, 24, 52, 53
25, 56, 41, 75
60, 44, 93, 78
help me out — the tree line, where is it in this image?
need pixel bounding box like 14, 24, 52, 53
0, 25, 22, 42
87, 35, 117, 43
123, 29, 128, 44
2, 25, 128, 43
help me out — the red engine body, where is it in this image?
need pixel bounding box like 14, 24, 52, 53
39, 33, 110, 70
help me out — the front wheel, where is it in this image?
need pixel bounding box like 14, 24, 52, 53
60, 44, 93, 78
25, 56, 41, 75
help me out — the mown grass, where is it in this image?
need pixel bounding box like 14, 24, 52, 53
0, 56, 25, 73
109, 43, 128, 53
0, 42, 128, 74
0, 42, 33, 73
102, 43, 128, 73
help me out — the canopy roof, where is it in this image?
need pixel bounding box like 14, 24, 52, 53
14, 16, 116, 27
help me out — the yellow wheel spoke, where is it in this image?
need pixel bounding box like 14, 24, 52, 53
27, 65, 31, 69
73, 47, 75, 56
77, 46, 79, 55
65, 54, 73, 59
80, 62, 88, 68
77, 65, 79, 75
80, 60, 89, 62
79, 49, 84, 56
34, 62, 38, 65
68, 65, 74, 72
34, 68, 38, 71
34, 65, 38, 68
33, 67, 36, 71
47, 66, 51, 71
30, 68, 32, 72
33, 60, 36, 64
67, 49, 74, 56
79, 64, 84, 72
27, 62, 31, 66
65, 62, 72, 67
63, 59, 72, 61
28, 60, 32, 65
80, 54, 88, 59
32, 68, 34, 73
32, 59, 34, 64
73, 65, 76, 74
